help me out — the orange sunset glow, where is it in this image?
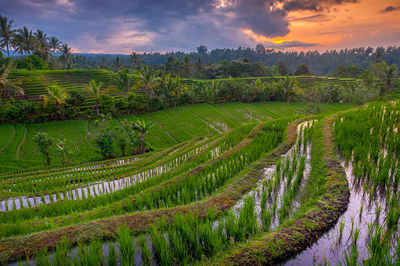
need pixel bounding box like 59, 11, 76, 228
244, 0, 400, 51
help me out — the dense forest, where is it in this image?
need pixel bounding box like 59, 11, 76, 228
68, 45, 400, 77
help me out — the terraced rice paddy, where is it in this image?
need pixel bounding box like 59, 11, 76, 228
3, 98, 400, 265
7, 69, 116, 105
0, 114, 295, 262
5, 69, 357, 111
0, 102, 351, 173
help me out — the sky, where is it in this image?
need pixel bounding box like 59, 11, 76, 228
1, 0, 400, 54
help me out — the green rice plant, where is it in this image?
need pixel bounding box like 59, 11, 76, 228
117, 225, 135, 266
237, 196, 258, 238
150, 220, 170, 266
33, 247, 51, 266
261, 188, 267, 209
352, 227, 360, 246
88, 238, 104, 265
138, 236, 152, 266
334, 101, 400, 189
53, 236, 70, 266
261, 208, 273, 232
359, 202, 364, 220
199, 221, 225, 257
338, 220, 345, 242
224, 211, 241, 243
365, 223, 391, 265
342, 243, 358, 266
107, 241, 116, 266
72, 242, 94, 266
172, 213, 202, 260
167, 227, 189, 264
375, 204, 382, 222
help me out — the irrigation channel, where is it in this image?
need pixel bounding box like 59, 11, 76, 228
0, 136, 220, 212
287, 151, 399, 263
13, 120, 316, 266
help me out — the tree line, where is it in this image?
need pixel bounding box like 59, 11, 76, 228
67, 45, 400, 77
1, 59, 398, 124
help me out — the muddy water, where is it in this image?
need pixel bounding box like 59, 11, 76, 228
285, 159, 391, 265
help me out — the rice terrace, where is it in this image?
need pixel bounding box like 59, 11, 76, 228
1, 1, 400, 265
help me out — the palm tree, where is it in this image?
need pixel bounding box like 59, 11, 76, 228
112, 69, 136, 96
42, 85, 68, 116
281, 75, 302, 102
0, 15, 17, 57
59, 43, 72, 69
20, 100, 36, 122
114, 56, 123, 70
206, 81, 221, 103
48, 36, 62, 66
33, 29, 49, 60
133, 119, 153, 154
382, 64, 398, 95
160, 74, 180, 106
183, 56, 192, 77
129, 51, 142, 69
13, 26, 36, 55
134, 65, 159, 97
84, 79, 111, 115
0, 61, 24, 97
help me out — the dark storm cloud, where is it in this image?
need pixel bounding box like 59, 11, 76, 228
0, 0, 356, 52
219, 0, 289, 36
379, 6, 400, 13
281, 0, 358, 12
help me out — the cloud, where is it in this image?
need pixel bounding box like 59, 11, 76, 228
256, 40, 319, 49
0, 0, 377, 53
379, 6, 400, 13
288, 14, 329, 22
216, 0, 289, 37
280, 0, 358, 12
271, 40, 318, 48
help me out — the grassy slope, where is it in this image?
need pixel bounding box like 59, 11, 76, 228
21, 120, 98, 163
0, 124, 14, 152
0, 102, 352, 173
